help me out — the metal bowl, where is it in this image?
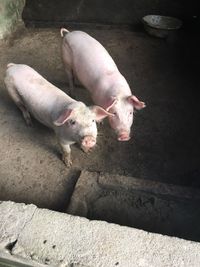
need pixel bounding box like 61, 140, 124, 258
142, 15, 182, 38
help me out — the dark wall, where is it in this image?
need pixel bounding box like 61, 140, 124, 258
22, 0, 196, 26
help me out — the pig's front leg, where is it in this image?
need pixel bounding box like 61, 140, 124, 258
58, 141, 72, 167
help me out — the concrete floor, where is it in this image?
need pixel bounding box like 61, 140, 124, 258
0, 27, 199, 211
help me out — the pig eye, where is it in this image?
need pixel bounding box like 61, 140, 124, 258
113, 112, 117, 116
129, 111, 133, 115
92, 119, 95, 123
69, 120, 76, 125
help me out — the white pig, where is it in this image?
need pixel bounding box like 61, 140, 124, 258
4, 63, 112, 166
60, 28, 146, 141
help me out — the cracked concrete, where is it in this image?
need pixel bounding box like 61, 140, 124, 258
1, 201, 200, 267
67, 171, 200, 241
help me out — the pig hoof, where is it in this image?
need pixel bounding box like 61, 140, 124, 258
81, 146, 90, 153
64, 159, 72, 167
26, 119, 33, 127
62, 155, 72, 167
66, 160, 72, 167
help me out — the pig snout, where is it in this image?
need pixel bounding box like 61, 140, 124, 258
81, 135, 96, 152
117, 131, 131, 142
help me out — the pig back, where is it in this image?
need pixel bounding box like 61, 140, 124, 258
64, 31, 119, 90
6, 64, 74, 128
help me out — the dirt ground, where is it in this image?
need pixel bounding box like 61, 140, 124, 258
0, 27, 199, 211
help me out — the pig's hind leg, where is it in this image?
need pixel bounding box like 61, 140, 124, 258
18, 102, 33, 127
65, 67, 75, 98
5, 81, 32, 126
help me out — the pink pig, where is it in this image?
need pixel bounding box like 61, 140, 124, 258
61, 28, 146, 141
4, 63, 112, 166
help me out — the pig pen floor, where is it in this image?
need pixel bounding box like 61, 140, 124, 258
0, 27, 199, 211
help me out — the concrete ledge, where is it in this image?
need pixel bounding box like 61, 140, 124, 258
0, 201, 200, 267
0, 251, 45, 267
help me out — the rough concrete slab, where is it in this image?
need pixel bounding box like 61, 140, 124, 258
0, 201, 36, 250
0, 201, 200, 267
67, 171, 200, 241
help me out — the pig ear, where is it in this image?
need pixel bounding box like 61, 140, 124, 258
127, 95, 146, 110
53, 109, 73, 126
90, 106, 114, 122
105, 96, 118, 111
